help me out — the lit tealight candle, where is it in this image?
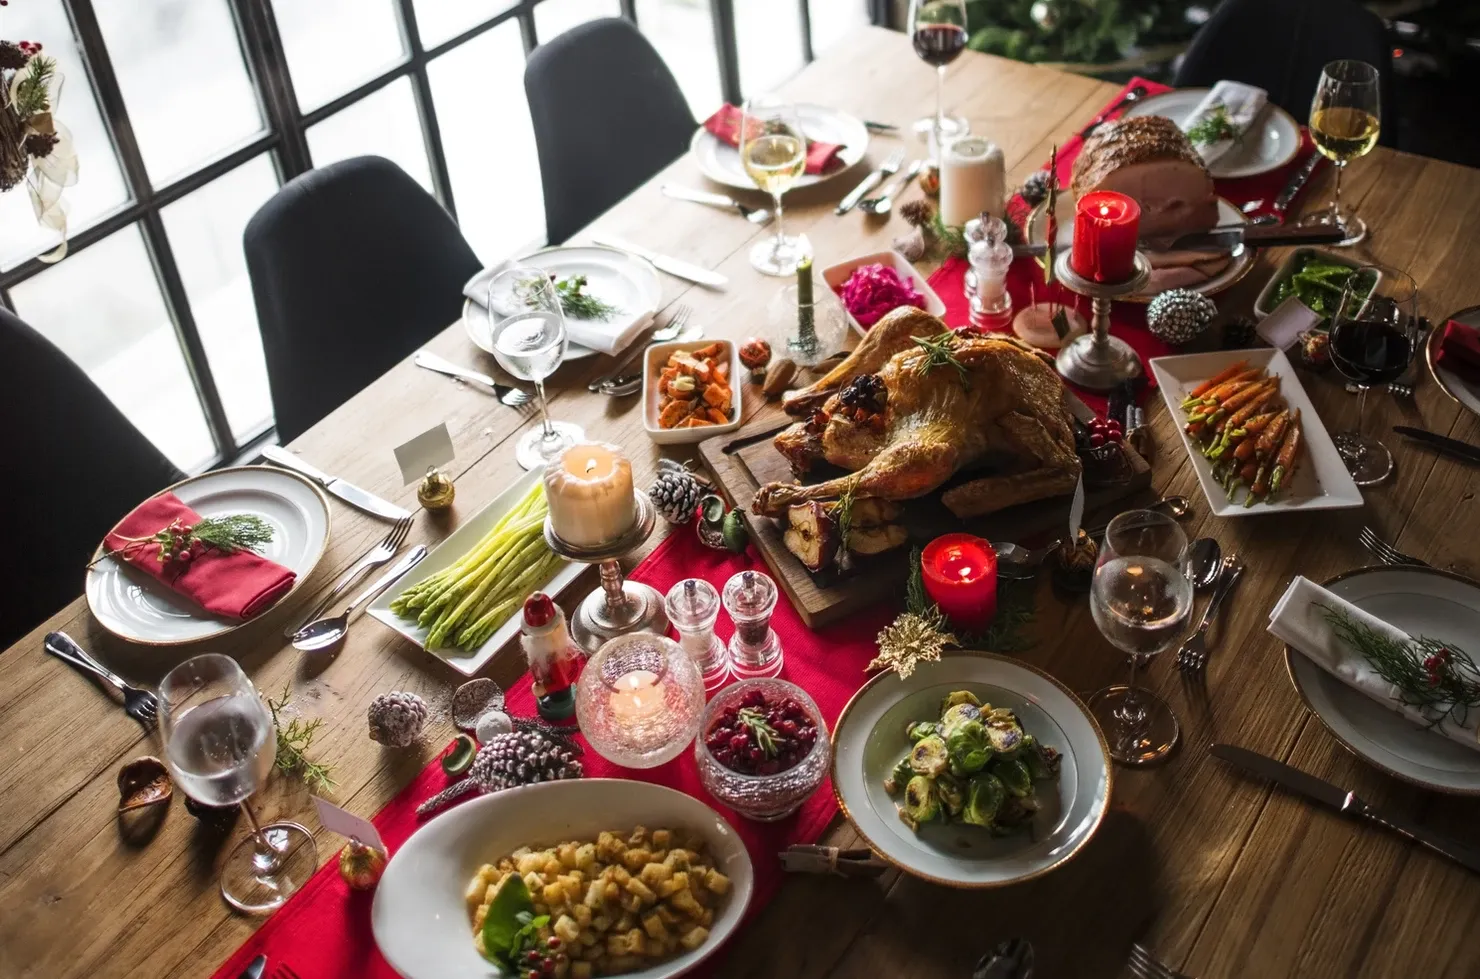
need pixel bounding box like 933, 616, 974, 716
921, 533, 998, 631
1070, 190, 1141, 284
543, 442, 636, 547
609, 669, 664, 723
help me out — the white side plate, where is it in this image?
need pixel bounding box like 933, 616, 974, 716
372, 779, 754, 979
1123, 89, 1302, 179
1149, 346, 1365, 517
85, 467, 331, 645
689, 104, 869, 192
368, 468, 583, 677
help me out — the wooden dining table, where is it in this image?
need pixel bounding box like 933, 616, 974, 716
5, 25, 1480, 979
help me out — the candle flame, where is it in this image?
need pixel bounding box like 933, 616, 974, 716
958, 567, 972, 580
584, 458, 598, 474
1099, 205, 1110, 217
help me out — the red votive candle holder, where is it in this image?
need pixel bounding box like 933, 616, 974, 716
1070, 190, 1141, 283
921, 533, 998, 632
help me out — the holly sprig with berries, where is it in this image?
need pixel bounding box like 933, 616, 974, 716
90, 514, 274, 570
1320, 603, 1480, 729
479, 874, 568, 979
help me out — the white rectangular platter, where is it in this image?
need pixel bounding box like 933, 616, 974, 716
368, 467, 584, 676
1149, 347, 1365, 517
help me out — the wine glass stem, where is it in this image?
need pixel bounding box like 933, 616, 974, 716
935, 66, 946, 144
1356, 384, 1370, 445
773, 193, 786, 257
1332, 162, 1346, 223
534, 378, 555, 439
240, 801, 282, 871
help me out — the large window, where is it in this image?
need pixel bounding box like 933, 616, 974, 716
0, 0, 872, 471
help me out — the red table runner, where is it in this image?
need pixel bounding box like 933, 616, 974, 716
210, 533, 895, 979
928, 77, 1324, 415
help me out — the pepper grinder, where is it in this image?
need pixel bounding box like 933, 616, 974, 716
665, 579, 729, 692
722, 570, 783, 679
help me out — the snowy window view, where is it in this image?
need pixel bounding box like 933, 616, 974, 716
0, 0, 870, 472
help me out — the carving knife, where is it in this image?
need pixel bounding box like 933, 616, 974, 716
260, 446, 412, 522
1010, 221, 1346, 258
587, 234, 727, 288
1211, 744, 1480, 874
1273, 151, 1323, 215
1392, 426, 1480, 466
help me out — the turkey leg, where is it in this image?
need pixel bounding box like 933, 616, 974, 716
752, 432, 961, 516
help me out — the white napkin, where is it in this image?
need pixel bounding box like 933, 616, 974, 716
462, 263, 652, 356
1183, 80, 1268, 167
1269, 575, 1480, 752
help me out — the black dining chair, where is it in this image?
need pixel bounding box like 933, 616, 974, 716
525, 17, 696, 245
244, 155, 482, 443
1175, 0, 1395, 147
0, 307, 184, 648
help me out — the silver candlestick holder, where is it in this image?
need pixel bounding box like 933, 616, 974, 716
544, 494, 669, 655
1052, 250, 1152, 391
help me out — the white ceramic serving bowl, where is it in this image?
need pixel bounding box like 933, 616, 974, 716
1252, 248, 1374, 321
642, 338, 744, 445
820, 249, 947, 337
373, 779, 754, 979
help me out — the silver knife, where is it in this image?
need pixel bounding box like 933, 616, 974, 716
1011, 221, 1347, 258
415, 350, 496, 387
260, 446, 412, 522
237, 955, 266, 979
1393, 426, 1480, 466
836, 155, 900, 215
1274, 152, 1323, 214
587, 234, 727, 288
1212, 744, 1480, 875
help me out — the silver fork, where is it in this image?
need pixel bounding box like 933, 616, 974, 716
1128, 942, 1193, 979
285, 517, 412, 637
587, 304, 694, 393
413, 351, 531, 408
1358, 526, 1431, 568
1176, 555, 1244, 674
272, 964, 303, 979
44, 631, 159, 727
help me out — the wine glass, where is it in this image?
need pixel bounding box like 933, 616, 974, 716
1309, 60, 1380, 246
1087, 510, 1193, 767
486, 267, 586, 470
908, 0, 970, 149
159, 654, 317, 914
1329, 266, 1418, 486
740, 97, 811, 277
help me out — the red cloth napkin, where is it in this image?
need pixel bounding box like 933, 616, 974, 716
103, 491, 296, 620
702, 104, 846, 175
1435, 320, 1480, 385
208, 532, 896, 979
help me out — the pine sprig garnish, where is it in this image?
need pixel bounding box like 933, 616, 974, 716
12, 55, 56, 118
930, 211, 969, 259
267, 685, 336, 793
737, 707, 779, 757
92, 513, 274, 568
1320, 604, 1480, 729
1187, 102, 1238, 147
552, 275, 620, 320
832, 485, 856, 550
912, 331, 971, 390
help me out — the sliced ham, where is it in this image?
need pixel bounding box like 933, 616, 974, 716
1146, 255, 1232, 292
1071, 116, 1220, 240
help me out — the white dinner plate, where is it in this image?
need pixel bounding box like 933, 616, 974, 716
1149, 346, 1365, 517
372, 779, 754, 979
1427, 304, 1480, 421
368, 468, 583, 676
831, 654, 1111, 889
1123, 89, 1302, 179
85, 467, 331, 645
688, 104, 869, 192
1284, 566, 1480, 795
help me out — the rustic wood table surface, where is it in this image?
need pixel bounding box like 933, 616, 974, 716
5, 26, 1480, 979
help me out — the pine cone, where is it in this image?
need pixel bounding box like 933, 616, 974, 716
367, 691, 428, 747
23, 132, 57, 159
1222, 317, 1258, 350
1019, 169, 1053, 207
900, 199, 934, 228
416, 730, 583, 818
0, 42, 28, 71
648, 469, 703, 524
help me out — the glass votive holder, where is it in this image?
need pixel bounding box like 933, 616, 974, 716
695, 678, 830, 822
574, 632, 705, 768
665, 578, 729, 692
722, 570, 783, 679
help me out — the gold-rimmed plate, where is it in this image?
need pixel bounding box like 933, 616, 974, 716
1284, 565, 1480, 795
84, 466, 331, 646
1426, 305, 1480, 420
1123, 89, 1302, 179
830, 653, 1111, 888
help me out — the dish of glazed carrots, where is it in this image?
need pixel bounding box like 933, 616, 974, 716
1179, 360, 1304, 506
655, 342, 735, 429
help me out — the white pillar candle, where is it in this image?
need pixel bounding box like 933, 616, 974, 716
543, 441, 636, 547
940, 136, 1006, 228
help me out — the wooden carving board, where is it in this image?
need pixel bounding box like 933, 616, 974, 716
698, 396, 1151, 629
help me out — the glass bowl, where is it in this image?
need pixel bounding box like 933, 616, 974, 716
695, 678, 830, 822
575, 632, 705, 769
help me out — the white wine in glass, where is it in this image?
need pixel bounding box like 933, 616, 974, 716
1309, 60, 1380, 246
741, 98, 812, 276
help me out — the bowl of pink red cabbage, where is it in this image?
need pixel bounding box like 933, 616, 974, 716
839, 263, 927, 328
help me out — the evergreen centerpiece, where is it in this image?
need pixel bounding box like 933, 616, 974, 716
0, 40, 78, 261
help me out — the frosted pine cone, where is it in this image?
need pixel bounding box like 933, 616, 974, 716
649, 468, 703, 524
416, 731, 583, 818
367, 691, 428, 747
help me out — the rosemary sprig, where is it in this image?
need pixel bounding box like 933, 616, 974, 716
266, 684, 336, 793
930, 212, 969, 259
1320, 604, 1480, 729
91, 513, 274, 568
1187, 102, 1238, 147
737, 707, 779, 757
552, 275, 620, 320
11, 55, 55, 118
912, 331, 971, 390
832, 485, 856, 550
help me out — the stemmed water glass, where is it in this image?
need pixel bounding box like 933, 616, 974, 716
740, 96, 811, 276
159, 654, 317, 914
1329, 266, 1419, 486
908, 0, 970, 148
487, 267, 586, 470
1309, 59, 1381, 246
1087, 511, 1193, 766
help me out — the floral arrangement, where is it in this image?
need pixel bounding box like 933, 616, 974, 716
1, 39, 78, 262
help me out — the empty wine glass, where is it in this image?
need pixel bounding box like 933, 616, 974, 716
1087, 511, 1192, 766
1329, 266, 1418, 485
1309, 60, 1381, 246
740, 96, 811, 276
487, 267, 586, 469
908, 0, 970, 148
159, 654, 317, 913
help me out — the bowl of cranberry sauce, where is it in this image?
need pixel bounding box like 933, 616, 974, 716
695, 678, 830, 822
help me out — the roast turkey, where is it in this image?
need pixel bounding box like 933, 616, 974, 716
1070, 115, 1219, 240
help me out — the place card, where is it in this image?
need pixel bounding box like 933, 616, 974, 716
394, 422, 456, 486
313, 796, 387, 853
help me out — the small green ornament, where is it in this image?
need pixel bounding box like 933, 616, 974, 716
721, 510, 749, 554
441, 734, 478, 777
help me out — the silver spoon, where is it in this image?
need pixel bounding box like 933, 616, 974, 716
1185, 537, 1223, 592
597, 325, 704, 397
974, 937, 1035, 979
859, 159, 925, 215
292, 545, 427, 652
994, 540, 1062, 581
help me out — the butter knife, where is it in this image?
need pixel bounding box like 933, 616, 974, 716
587, 234, 727, 288
1273, 151, 1323, 215
260, 446, 412, 522
836, 154, 901, 215
1212, 744, 1480, 875
1392, 426, 1480, 466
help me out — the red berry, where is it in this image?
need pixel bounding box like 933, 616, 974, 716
527, 950, 542, 963
1107, 429, 1123, 444
740, 689, 766, 708
546, 938, 561, 950
729, 733, 749, 752
1089, 433, 1105, 448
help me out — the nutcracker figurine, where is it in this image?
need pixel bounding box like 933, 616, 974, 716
520, 592, 583, 722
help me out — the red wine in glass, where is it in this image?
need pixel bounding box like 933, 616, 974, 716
913, 23, 968, 67
1329, 316, 1414, 386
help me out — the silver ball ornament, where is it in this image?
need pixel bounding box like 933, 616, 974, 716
1147, 289, 1218, 346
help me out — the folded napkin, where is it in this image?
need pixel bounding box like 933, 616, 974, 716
462, 263, 652, 356
701, 104, 845, 175
1269, 575, 1480, 752
1435, 319, 1480, 386
104, 492, 296, 621
1183, 81, 1268, 167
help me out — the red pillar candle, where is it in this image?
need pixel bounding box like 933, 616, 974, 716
1070, 191, 1141, 283
921, 533, 998, 632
